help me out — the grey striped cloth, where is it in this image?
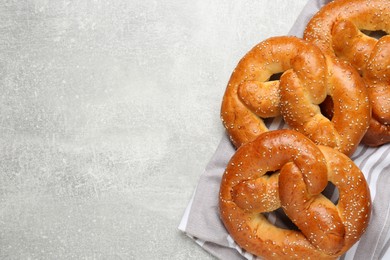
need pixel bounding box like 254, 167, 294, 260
179, 0, 390, 259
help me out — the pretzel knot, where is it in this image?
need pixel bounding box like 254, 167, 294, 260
219, 130, 371, 260
304, 0, 390, 146
221, 36, 370, 156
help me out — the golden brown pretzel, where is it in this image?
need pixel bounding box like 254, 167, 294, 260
219, 130, 371, 259
221, 36, 370, 156
304, 0, 390, 146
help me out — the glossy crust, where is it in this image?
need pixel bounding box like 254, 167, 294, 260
219, 130, 371, 260
304, 0, 390, 146
221, 36, 370, 156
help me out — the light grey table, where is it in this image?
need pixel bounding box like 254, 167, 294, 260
0, 1, 308, 259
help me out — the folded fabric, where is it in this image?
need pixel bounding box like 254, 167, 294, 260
179, 0, 390, 259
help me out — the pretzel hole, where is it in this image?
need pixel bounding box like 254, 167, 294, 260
263, 117, 275, 127
361, 29, 388, 39
264, 170, 278, 177
322, 181, 339, 205
263, 208, 300, 231
319, 95, 334, 120
269, 72, 284, 81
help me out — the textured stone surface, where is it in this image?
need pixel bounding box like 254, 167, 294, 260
0, 0, 308, 259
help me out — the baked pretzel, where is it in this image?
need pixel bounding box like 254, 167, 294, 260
219, 130, 371, 260
304, 0, 390, 146
221, 36, 370, 156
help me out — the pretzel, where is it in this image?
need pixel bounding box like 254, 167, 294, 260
221, 36, 370, 156
219, 130, 371, 260
304, 0, 390, 146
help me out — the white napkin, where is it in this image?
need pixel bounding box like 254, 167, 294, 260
179, 0, 390, 259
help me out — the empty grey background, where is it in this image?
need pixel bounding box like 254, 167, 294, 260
0, 0, 308, 259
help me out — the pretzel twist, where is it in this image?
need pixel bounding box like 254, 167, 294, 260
219, 130, 371, 260
304, 0, 390, 146
221, 36, 370, 155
